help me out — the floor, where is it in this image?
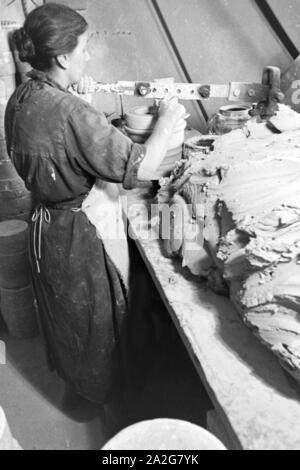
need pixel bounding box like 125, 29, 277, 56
0, 249, 212, 450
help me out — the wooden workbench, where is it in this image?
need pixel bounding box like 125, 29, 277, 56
124, 187, 300, 450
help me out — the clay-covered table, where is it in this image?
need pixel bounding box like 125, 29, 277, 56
123, 187, 300, 450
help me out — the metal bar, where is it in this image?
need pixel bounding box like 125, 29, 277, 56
254, 0, 299, 59
94, 80, 269, 102
150, 0, 209, 121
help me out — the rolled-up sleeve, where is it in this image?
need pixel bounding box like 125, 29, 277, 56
66, 101, 146, 189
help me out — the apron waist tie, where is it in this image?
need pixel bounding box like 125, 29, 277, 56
31, 194, 88, 274
32, 206, 51, 274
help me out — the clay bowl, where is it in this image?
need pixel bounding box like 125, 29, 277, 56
125, 106, 187, 132
125, 120, 186, 148
151, 145, 183, 179
125, 105, 158, 130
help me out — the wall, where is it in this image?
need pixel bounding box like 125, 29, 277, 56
1, 0, 297, 131
268, 0, 300, 52
84, 0, 205, 130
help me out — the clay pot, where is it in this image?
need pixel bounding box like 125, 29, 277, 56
0, 220, 31, 289
0, 177, 33, 222
0, 194, 33, 223
125, 105, 158, 130
0, 142, 34, 224
0, 284, 39, 339
125, 120, 186, 148
0, 160, 18, 179
208, 104, 252, 135
0, 25, 33, 222
0, 139, 9, 162
0, 25, 16, 139
0, 220, 28, 254
152, 146, 183, 179
124, 105, 186, 178
124, 125, 152, 143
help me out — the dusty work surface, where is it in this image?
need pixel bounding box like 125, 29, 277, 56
124, 188, 300, 450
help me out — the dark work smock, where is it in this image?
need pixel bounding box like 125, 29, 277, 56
4, 70, 147, 403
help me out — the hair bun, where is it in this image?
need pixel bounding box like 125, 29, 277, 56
13, 27, 35, 64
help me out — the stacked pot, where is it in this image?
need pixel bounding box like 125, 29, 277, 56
0, 220, 38, 339
0, 22, 33, 223
0, 24, 37, 339
125, 105, 186, 179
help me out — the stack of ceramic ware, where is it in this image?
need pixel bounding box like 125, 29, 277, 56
125, 105, 186, 178
0, 22, 33, 222
0, 220, 38, 339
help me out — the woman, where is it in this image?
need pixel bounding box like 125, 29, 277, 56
5, 3, 186, 406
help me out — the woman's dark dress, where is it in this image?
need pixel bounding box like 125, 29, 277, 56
4, 71, 146, 403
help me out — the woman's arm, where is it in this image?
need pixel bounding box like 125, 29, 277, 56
71, 77, 187, 185
138, 98, 186, 180
74, 77, 187, 181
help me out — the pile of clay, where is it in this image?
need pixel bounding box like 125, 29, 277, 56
158, 105, 300, 383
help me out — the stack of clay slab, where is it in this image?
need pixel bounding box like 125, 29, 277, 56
0, 220, 38, 339
0, 22, 33, 223
157, 105, 300, 385
125, 105, 186, 178
0, 407, 22, 450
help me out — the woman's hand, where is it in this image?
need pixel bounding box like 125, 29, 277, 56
138, 97, 188, 181
158, 97, 187, 128
70, 75, 94, 103
73, 75, 94, 94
